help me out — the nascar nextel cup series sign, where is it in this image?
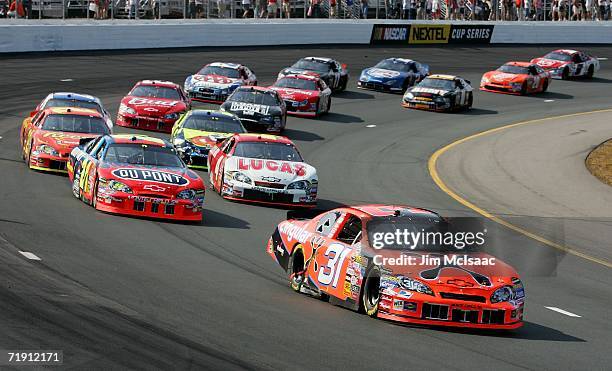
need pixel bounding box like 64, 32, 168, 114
371, 24, 494, 45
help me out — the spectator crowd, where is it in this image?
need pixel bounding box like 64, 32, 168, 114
1, 0, 610, 20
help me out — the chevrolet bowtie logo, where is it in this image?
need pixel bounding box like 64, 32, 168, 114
143, 184, 166, 192
261, 176, 281, 182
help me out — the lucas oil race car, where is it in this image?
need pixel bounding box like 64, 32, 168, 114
278, 57, 348, 92
480, 62, 551, 95
184, 62, 257, 104
68, 134, 205, 221
171, 109, 247, 170
269, 74, 332, 117
116, 80, 191, 133
530, 49, 599, 80
267, 205, 525, 330
208, 133, 318, 207
402, 75, 473, 112
358, 58, 429, 93
220, 86, 287, 133
21, 107, 110, 173
27, 92, 113, 131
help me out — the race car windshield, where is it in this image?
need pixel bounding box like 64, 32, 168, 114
234, 142, 303, 162
229, 90, 279, 106
41, 114, 110, 134
274, 78, 317, 91
497, 65, 529, 74
130, 86, 181, 100
417, 78, 455, 90
104, 144, 184, 167
375, 60, 412, 72
183, 115, 246, 133
45, 99, 102, 113
543, 52, 572, 62
291, 60, 330, 72
198, 66, 241, 78
366, 215, 483, 252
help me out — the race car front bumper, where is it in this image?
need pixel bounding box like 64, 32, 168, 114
401, 97, 451, 112
186, 88, 230, 104
357, 80, 404, 93
28, 151, 69, 173
378, 292, 524, 330
116, 114, 177, 133
220, 179, 317, 207
95, 191, 203, 221
479, 83, 522, 95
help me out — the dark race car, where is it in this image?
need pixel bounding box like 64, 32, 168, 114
269, 74, 332, 117
267, 205, 525, 330
220, 86, 287, 134
184, 62, 257, 103
358, 58, 430, 93
171, 109, 247, 170
278, 57, 348, 92
68, 134, 205, 221
116, 80, 191, 133
530, 49, 600, 80
402, 74, 473, 112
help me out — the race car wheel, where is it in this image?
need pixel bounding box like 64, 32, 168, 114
72, 166, 81, 199
338, 77, 347, 92
562, 67, 569, 80
287, 245, 305, 293
91, 179, 99, 209
467, 93, 473, 109
362, 266, 381, 317
542, 80, 549, 92
587, 65, 594, 79
325, 97, 331, 114
401, 78, 411, 93
25, 142, 33, 167
520, 82, 528, 96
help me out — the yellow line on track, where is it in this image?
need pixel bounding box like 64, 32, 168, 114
428, 109, 612, 269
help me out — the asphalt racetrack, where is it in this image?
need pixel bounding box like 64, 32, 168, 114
1, 45, 611, 370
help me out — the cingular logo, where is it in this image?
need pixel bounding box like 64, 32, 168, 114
112, 168, 189, 185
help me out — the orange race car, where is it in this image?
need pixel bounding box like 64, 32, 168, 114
480, 62, 551, 95
267, 205, 525, 330
20, 107, 110, 173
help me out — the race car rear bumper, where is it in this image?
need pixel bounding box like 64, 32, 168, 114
116, 114, 176, 133
95, 193, 203, 221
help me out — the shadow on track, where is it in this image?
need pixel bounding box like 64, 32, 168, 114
531, 91, 574, 100
568, 77, 612, 84
461, 108, 498, 116
323, 112, 364, 124
334, 90, 376, 100
203, 209, 250, 229
283, 128, 325, 142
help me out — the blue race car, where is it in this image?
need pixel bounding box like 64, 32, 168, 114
357, 58, 430, 93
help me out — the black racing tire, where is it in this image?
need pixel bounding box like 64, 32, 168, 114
542, 80, 549, 92
287, 245, 305, 293
362, 266, 381, 317
325, 97, 331, 114
520, 82, 528, 96
338, 77, 347, 92
217, 172, 224, 195
562, 67, 569, 80
25, 142, 33, 167
91, 179, 99, 209
72, 165, 81, 199
401, 78, 411, 93
587, 65, 594, 79
467, 93, 473, 109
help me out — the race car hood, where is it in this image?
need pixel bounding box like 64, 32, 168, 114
269, 87, 319, 102
187, 74, 241, 89
374, 250, 520, 294
34, 130, 99, 155
483, 71, 525, 84
122, 96, 187, 117
99, 163, 203, 194
531, 58, 567, 69
181, 127, 233, 148
409, 86, 450, 97
225, 156, 317, 184
360, 67, 406, 81
281, 68, 328, 79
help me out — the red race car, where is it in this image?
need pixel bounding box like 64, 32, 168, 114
68, 134, 205, 221
116, 80, 191, 133
20, 107, 110, 173
267, 205, 525, 330
208, 133, 318, 207
480, 62, 551, 95
269, 74, 332, 117
530, 49, 600, 80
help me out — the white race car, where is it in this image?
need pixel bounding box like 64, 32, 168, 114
184, 62, 257, 103
208, 133, 318, 207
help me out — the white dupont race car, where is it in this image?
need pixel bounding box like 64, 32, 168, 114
208, 133, 318, 207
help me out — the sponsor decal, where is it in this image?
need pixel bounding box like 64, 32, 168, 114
42, 132, 88, 140
112, 168, 189, 186
278, 221, 312, 244
367, 68, 401, 78
238, 158, 306, 176
412, 87, 450, 96
229, 102, 270, 115
409, 25, 450, 44
261, 176, 282, 182
371, 24, 411, 44
448, 25, 494, 44
128, 195, 177, 204
143, 184, 166, 192
128, 98, 179, 107
393, 299, 404, 311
